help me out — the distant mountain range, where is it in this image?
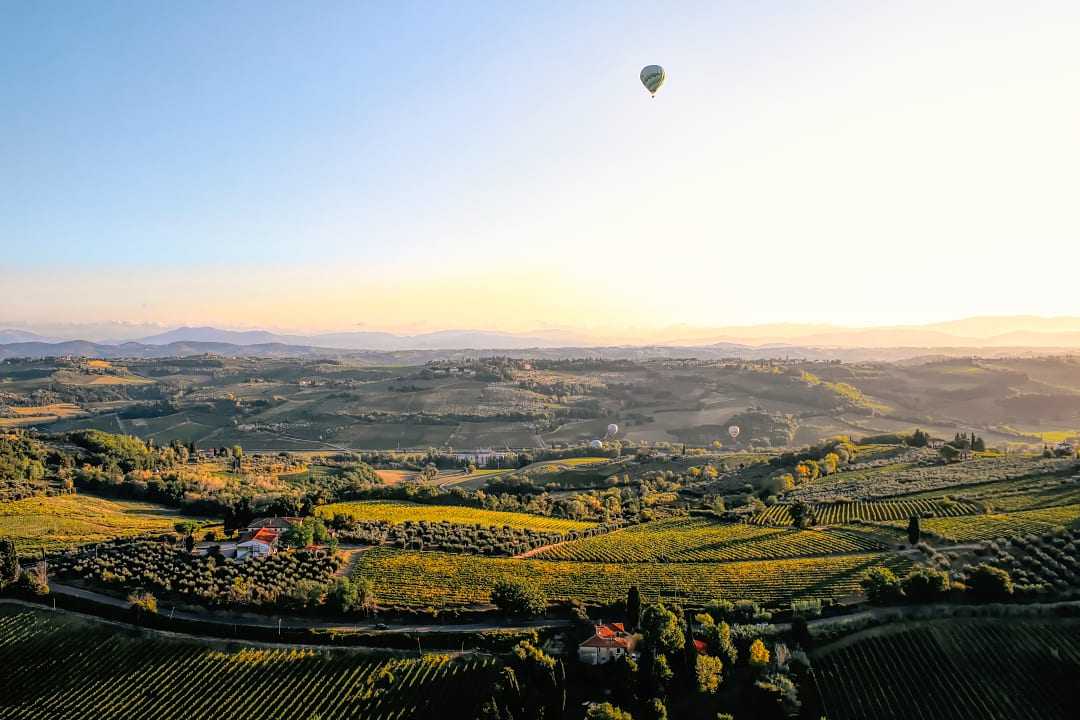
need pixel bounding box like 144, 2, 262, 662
133, 326, 580, 350
4, 316, 1080, 360
0, 338, 1077, 365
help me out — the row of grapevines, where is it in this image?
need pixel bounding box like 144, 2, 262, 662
0, 606, 496, 720
351, 547, 910, 609
884, 503, 1080, 543
532, 516, 903, 563
751, 498, 980, 526
814, 618, 1080, 720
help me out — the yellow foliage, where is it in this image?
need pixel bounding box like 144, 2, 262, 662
748, 638, 770, 668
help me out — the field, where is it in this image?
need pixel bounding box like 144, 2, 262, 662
787, 455, 1075, 503
884, 503, 1080, 542
315, 500, 597, 532
0, 606, 496, 720
351, 546, 910, 608
0, 493, 205, 557
813, 618, 1080, 720
750, 498, 981, 526
0, 403, 86, 428
531, 516, 904, 563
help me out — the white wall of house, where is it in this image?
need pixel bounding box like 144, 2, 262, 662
236, 540, 272, 560
577, 646, 626, 666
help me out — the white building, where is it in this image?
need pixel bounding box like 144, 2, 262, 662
578, 623, 638, 665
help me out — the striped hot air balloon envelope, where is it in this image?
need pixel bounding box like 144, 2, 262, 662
640, 65, 666, 96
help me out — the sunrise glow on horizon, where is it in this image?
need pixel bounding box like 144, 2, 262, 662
4, 1, 1078, 336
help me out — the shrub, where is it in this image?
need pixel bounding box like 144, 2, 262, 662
861, 566, 903, 604
17, 564, 49, 596
901, 567, 950, 603
491, 578, 547, 618
128, 591, 158, 615
966, 564, 1014, 601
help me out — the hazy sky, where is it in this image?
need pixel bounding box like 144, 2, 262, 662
3, 1, 1079, 335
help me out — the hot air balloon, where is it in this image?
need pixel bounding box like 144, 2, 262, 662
590, 439, 604, 450
606, 423, 619, 438
640, 65, 665, 97
728, 425, 741, 441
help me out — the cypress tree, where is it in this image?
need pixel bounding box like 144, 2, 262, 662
0, 539, 19, 589
626, 585, 642, 630
907, 515, 921, 546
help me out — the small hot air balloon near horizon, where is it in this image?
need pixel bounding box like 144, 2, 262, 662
640, 65, 666, 97
728, 425, 741, 441
590, 439, 604, 450
606, 423, 619, 438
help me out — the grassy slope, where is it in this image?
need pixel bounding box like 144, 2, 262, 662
352, 546, 909, 608
533, 516, 904, 563
0, 493, 205, 556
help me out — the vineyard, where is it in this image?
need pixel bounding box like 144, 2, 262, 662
787, 455, 1075, 502
749, 498, 980, 526
531, 516, 904, 563
351, 546, 910, 608
813, 618, 1080, 720
885, 503, 1080, 542
0, 606, 496, 720
316, 500, 595, 533
0, 493, 205, 558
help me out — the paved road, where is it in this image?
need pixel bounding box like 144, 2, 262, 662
47, 581, 572, 635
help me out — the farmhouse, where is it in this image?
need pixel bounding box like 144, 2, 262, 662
234, 517, 302, 560
578, 622, 638, 665
236, 528, 280, 560
246, 517, 302, 533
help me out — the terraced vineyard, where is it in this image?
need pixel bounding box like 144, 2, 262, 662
885, 503, 1080, 542
750, 498, 980, 526
352, 546, 910, 608
316, 500, 596, 532
0, 606, 496, 720
787, 455, 1075, 502
0, 493, 205, 558
532, 516, 904, 563
814, 618, 1080, 720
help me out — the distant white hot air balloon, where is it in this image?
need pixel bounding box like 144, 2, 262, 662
640, 65, 666, 97
606, 423, 619, 438
590, 439, 604, 450
728, 425, 741, 441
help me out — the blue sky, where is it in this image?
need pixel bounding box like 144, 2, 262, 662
3, 1, 1078, 334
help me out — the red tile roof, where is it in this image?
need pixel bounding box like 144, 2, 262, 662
245, 528, 280, 544
595, 623, 626, 638
247, 517, 301, 530
580, 635, 634, 649
581, 623, 637, 650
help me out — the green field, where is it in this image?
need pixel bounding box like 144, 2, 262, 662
0, 606, 495, 720
0, 493, 206, 557
885, 503, 1080, 542
532, 516, 903, 563
351, 546, 909, 608
315, 500, 596, 532
814, 618, 1080, 720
